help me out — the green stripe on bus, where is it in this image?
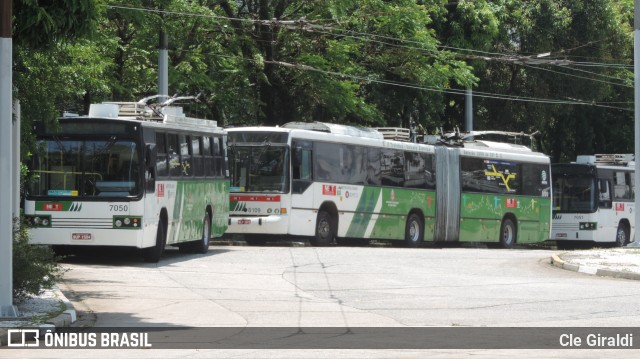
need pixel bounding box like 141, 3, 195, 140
346, 187, 381, 238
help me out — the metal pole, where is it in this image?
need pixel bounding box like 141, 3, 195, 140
158, 31, 168, 102
465, 87, 473, 132
0, 0, 17, 317
632, 0, 640, 246
12, 99, 19, 217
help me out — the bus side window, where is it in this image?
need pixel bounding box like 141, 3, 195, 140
203, 136, 214, 177
213, 136, 224, 177
613, 171, 631, 200
179, 134, 193, 177
192, 136, 204, 177
598, 179, 612, 209
167, 134, 182, 177
292, 140, 313, 194
156, 133, 169, 178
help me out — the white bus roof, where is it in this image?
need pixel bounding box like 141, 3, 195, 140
281, 121, 384, 140
227, 126, 549, 163
576, 154, 634, 167
73, 102, 223, 133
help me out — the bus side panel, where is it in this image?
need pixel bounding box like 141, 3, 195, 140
368, 188, 436, 241
459, 194, 551, 243
162, 179, 228, 245
310, 183, 436, 240
211, 179, 230, 238
458, 193, 501, 242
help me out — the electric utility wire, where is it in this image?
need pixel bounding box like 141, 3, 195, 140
103, 4, 633, 110
104, 4, 631, 70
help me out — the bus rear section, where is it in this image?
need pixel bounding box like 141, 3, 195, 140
551, 155, 635, 248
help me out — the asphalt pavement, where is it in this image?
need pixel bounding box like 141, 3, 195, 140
1, 243, 639, 346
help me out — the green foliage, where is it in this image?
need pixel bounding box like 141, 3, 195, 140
11, 0, 636, 163
12, 219, 63, 303
14, 0, 100, 48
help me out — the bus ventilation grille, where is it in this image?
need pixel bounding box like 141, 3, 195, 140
374, 127, 411, 142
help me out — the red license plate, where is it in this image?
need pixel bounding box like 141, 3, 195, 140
237, 219, 251, 225
72, 233, 92, 240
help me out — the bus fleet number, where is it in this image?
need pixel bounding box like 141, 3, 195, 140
109, 204, 129, 212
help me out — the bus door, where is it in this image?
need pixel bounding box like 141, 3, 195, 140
597, 170, 617, 240
291, 140, 314, 231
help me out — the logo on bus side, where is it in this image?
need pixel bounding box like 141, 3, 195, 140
322, 185, 337, 196
157, 184, 165, 198
615, 203, 625, 212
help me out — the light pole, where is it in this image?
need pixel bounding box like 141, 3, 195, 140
631, 0, 640, 247
0, 0, 17, 317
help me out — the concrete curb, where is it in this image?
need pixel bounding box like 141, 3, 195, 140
0, 285, 77, 347
551, 254, 640, 280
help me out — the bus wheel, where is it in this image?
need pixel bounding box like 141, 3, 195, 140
615, 223, 629, 247
499, 218, 517, 249
144, 219, 166, 263
194, 214, 211, 254
404, 213, 424, 248
312, 211, 334, 246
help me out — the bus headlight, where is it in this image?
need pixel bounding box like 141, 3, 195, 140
579, 222, 597, 230
24, 215, 52, 228
113, 216, 142, 229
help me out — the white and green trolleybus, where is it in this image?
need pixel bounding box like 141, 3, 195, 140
227, 123, 551, 247
551, 154, 635, 248
24, 100, 229, 262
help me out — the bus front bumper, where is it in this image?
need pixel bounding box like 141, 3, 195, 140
227, 215, 289, 234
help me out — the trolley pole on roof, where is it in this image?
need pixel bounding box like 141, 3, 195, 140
632, 0, 640, 247
0, 0, 17, 317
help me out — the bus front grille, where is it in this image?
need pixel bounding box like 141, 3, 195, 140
51, 218, 113, 229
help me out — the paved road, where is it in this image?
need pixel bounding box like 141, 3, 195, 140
4, 245, 640, 358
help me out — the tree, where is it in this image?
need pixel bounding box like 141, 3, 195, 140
437, 0, 633, 161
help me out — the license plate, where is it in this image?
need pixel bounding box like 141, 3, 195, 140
555, 233, 567, 238
237, 219, 251, 225
72, 233, 92, 240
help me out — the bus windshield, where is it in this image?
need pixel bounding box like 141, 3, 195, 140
230, 145, 289, 193
552, 174, 597, 213
28, 137, 141, 198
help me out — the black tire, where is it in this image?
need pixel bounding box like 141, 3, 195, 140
193, 214, 211, 254
499, 217, 517, 249
404, 213, 424, 248
144, 219, 166, 263
311, 210, 335, 246
614, 223, 629, 247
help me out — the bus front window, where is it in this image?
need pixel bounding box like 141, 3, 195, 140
552, 175, 597, 213
230, 146, 289, 193
29, 138, 141, 198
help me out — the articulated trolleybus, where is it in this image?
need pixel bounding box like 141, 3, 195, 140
552, 154, 635, 248
227, 123, 551, 247
25, 100, 229, 262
